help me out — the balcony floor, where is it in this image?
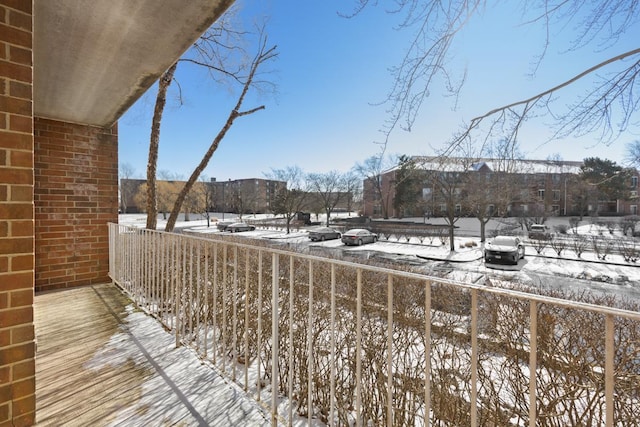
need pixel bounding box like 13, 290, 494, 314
35, 283, 270, 426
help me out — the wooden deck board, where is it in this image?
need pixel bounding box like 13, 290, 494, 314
35, 283, 270, 426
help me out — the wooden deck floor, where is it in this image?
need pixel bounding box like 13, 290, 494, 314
34, 283, 270, 426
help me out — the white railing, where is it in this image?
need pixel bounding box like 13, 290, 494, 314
108, 223, 640, 427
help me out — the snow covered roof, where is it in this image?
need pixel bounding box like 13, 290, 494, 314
389, 156, 585, 175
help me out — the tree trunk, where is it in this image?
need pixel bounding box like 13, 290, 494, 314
480, 218, 487, 242
146, 62, 177, 230
449, 225, 455, 252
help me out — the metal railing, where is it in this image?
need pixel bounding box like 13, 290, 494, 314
108, 223, 640, 426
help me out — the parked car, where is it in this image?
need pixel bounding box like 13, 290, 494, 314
216, 221, 234, 231
308, 227, 341, 242
528, 224, 551, 240
341, 228, 378, 246
226, 222, 256, 232
484, 235, 525, 265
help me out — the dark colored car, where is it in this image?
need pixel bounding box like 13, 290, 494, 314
484, 236, 525, 265
308, 227, 341, 242
341, 228, 378, 246
226, 222, 256, 232
216, 221, 234, 231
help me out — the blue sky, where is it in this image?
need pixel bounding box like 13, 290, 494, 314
118, 1, 637, 181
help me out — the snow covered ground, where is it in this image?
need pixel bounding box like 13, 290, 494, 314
118, 214, 640, 305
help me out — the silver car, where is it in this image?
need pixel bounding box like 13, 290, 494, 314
226, 223, 256, 233
308, 227, 341, 242
341, 228, 378, 246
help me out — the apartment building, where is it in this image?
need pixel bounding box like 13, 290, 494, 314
363, 157, 640, 219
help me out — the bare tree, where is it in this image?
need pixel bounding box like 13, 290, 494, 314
626, 140, 640, 166
344, 170, 362, 215
118, 162, 136, 214
418, 157, 469, 251
268, 166, 309, 234
307, 170, 347, 226
356, 154, 397, 219
164, 32, 278, 232
348, 1, 640, 154
145, 6, 249, 229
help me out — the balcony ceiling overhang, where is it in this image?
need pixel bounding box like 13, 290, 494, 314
34, 0, 234, 128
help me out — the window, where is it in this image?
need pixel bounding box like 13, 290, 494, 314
373, 205, 381, 215
632, 205, 638, 215
488, 204, 495, 215
552, 190, 561, 201
455, 204, 461, 215
440, 204, 446, 212
538, 189, 545, 199
551, 205, 560, 215
632, 176, 638, 188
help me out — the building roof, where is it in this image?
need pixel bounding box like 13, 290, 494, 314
34, 0, 235, 127
401, 156, 584, 175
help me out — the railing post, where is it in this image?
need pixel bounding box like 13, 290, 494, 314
330, 263, 336, 427
233, 246, 238, 382
271, 252, 280, 426
257, 250, 263, 401
356, 268, 362, 427
529, 300, 537, 427
288, 256, 294, 425
307, 260, 314, 425
244, 250, 250, 391
386, 274, 393, 427
424, 280, 431, 426
605, 314, 614, 427
470, 289, 478, 427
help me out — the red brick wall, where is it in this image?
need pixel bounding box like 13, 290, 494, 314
34, 119, 118, 292
0, 0, 36, 424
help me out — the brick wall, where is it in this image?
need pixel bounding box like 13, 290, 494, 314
34, 119, 118, 292
0, 0, 36, 425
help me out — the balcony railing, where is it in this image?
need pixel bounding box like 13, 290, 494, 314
108, 223, 640, 426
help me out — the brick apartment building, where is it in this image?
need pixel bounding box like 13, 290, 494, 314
363, 157, 640, 219
120, 177, 287, 215
0, 1, 233, 424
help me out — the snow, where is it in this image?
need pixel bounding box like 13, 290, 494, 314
84, 305, 271, 426
118, 214, 640, 305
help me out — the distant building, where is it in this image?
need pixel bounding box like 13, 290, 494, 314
362, 157, 640, 219
120, 177, 287, 215
208, 178, 286, 214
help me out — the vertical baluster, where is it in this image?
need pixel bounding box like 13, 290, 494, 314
233, 246, 238, 381
387, 274, 393, 427
244, 249, 250, 391
307, 260, 314, 425
196, 241, 202, 353
213, 243, 218, 366
257, 250, 263, 402
288, 255, 294, 425
356, 268, 362, 427
424, 280, 431, 426
329, 263, 336, 427
204, 243, 209, 358
470, 289, 478, 427
222, 245, 228, 373
529, 300, 537, 427
271, 253, 279, 426
605, 314, 614, 427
